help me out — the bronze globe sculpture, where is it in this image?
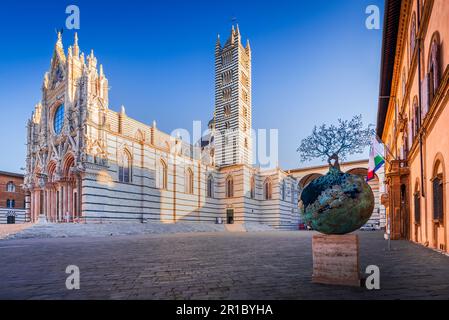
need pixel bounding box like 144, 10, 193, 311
297, 116, 375, 235
301, 158, 374, 235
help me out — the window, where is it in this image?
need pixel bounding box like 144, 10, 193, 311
281, 180, 286, 201
207, 175, 214, 198
250, 175, 255, 199
224, 105, 231, 117
118, 150, 132, 183
53, 104, 65, 135
414, 191, 421, 225
222, 51, 232, 66
291, 183, 296, 204
159, 160, 168, 190
414, 101, 420, 139
6, 199, 15, 209
226, 175, 234, 198
222, 70, 232, 85
186, 168, 194, 194
223, 88, 232, 101
428, 35, 441, 103
241, 72, 249, 88
410, 13, 416, 59
242, 106, 248, 119
242, 90, 249, 103
6, 182, 15, 193
433, 174, 444, 222
264, 178, 272, 200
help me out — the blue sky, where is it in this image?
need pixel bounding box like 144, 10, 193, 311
0, 0, 384, 173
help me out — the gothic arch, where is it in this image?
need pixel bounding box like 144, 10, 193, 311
225, 175, 234, 198
264, 177, 273, 200
159, 158, 168, 190
62, 153, 75, 178
207, 174, 214, 198
185, 167, 194, 194
135, 129, 145, 143
118, 148, 133, 183
47, 160, 58, 182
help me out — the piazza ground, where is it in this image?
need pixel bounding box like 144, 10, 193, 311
0, 230, 448, 300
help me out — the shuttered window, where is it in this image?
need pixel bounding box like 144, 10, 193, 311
432, 176, 444, 222
414, 192, 421, 224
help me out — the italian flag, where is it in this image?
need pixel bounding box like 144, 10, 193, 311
367, 137, 385, 181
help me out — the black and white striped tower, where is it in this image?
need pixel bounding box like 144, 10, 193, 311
214, 25, 252, 167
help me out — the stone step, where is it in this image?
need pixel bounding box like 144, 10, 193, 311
225, 223, 247, 233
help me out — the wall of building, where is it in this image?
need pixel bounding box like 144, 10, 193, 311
379, 0, 449, 252
0, 173, 25, 210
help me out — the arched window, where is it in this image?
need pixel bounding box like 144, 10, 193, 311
410, 13, 417, 59
159, 160, 168, 190
428, 35, 441, 103
6, 182, 15, 193
226, 175, 234, 198
118, 150, 132, 183
250, 175, 255, 199
264, 178, 272, 200
186, 168, 194, 194
207, 174, 214, 198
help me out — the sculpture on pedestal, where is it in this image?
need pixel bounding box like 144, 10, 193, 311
297, 115, 375, 286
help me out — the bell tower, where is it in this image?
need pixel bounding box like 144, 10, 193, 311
214, 25, 252, 167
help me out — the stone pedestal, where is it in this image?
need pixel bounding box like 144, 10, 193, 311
312, 234, 360, 287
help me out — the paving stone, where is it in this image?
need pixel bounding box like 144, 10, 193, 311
0, 231, 449, 299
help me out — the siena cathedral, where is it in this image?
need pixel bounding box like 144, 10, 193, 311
24, 26, 300, 229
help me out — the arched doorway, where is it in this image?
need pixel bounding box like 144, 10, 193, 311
60, 154, 80, 222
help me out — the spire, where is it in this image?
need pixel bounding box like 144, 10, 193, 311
236, 24, 240, 35
100, 64, 104, 77
56, 31, 63, 48
73, 32, 79, 56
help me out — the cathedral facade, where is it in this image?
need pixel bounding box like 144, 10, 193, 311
24, 27, 300, 229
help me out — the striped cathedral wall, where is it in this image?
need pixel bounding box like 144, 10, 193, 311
81, 112, 300, 227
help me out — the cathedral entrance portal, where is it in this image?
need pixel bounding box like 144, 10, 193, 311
226, 209, 234, 224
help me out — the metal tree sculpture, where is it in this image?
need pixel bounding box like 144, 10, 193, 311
297, 115, 374, 169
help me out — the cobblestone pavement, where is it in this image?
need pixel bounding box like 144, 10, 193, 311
1, 231, 448, 300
